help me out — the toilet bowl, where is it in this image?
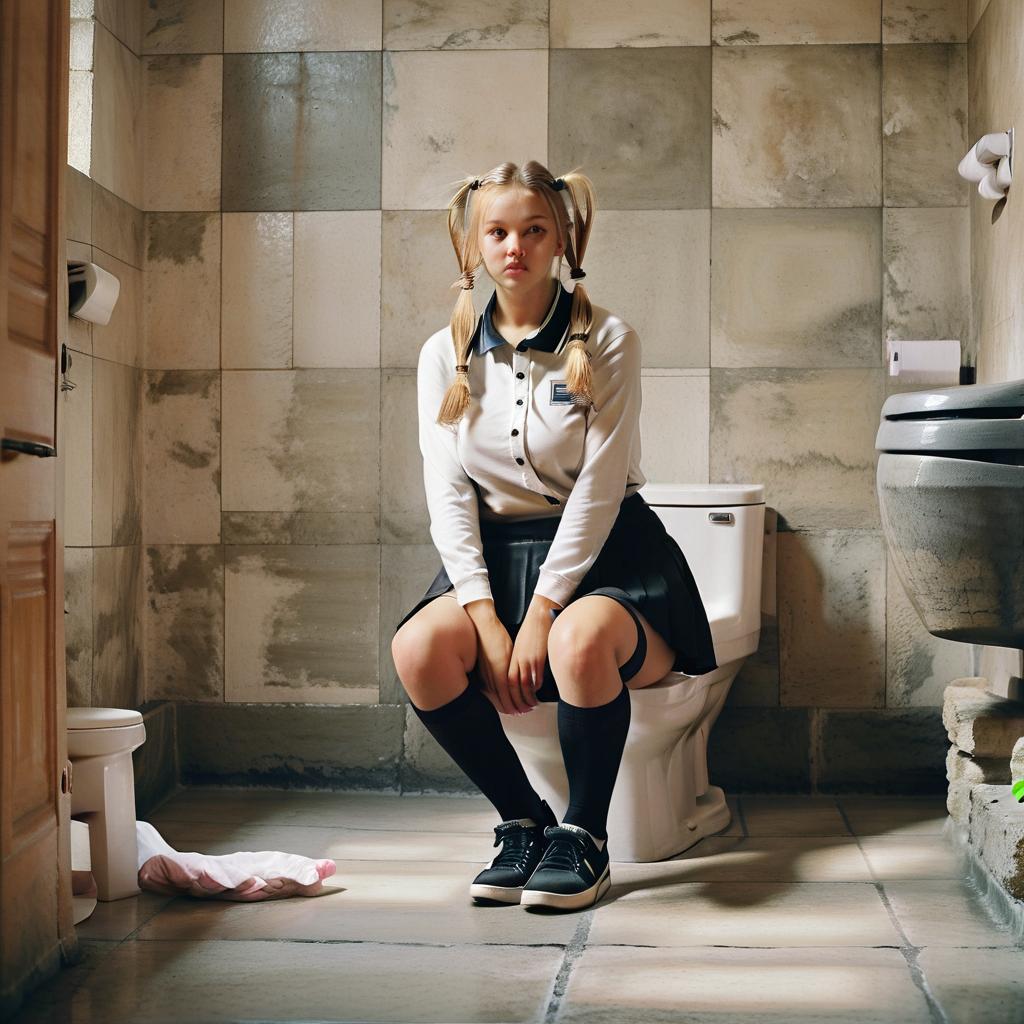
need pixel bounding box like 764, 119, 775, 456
500, 483, 766, 862
67, 707, 146, 901
875, 380, 1024, 648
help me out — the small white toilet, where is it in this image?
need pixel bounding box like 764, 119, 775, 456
501, 483, 766, 862
67, 707, 146, 901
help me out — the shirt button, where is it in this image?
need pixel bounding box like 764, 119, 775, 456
515, 457, 525, 465
516, 399, 523, 406
516, 371, 525, 379
511, 429, 519, 437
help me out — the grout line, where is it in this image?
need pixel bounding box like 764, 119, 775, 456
542, 911, 591, 1024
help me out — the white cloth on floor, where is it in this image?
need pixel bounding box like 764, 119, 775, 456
136, 820, 337, 901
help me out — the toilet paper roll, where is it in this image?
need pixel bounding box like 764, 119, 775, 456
975, 130, 1011, 164
887, 339, 961, 385
978, 167, 1007, 200
996, 154, 1013, 189
68, 260, 120, 326
958, 145, 991, 183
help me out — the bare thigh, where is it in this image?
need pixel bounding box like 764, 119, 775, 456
390, 592, 478, 711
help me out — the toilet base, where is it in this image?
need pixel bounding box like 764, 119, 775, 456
501, 661, 743, 862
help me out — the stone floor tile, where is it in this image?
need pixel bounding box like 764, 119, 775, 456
741, 795, 851, 836
858, 836, 973, 880
881, 879, 1019, 947
74, 891, 175, 942
589, 881, 900, 947
559, 945, 934, 1024
617, 836, 872, 882
11, 940, 562, 1023
839, 796, 951, 836
136, 860, 579, 946
149, 820, 493, 863
918, 947, 1024, 1024
148, 788, 496, 832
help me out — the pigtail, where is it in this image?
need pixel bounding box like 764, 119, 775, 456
557, 170, 597, 406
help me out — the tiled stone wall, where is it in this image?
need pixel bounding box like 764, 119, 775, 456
66, 0, 983, 793
64, 0, 146, 712
965, 0, 1024, 700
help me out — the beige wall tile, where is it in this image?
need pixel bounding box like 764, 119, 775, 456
145, 545, 224, 700
222, 512, 378, 546
221, 369, 380, 515
639, 371, 710, 485
63, 350, 93, 548
968, 0, 993, 35
883, 44, 968, 206
144, 371, 221, 544
93, 544, 144, 708
380, 210, 490, 370
144, 213, 220, 370
551, 0, 709, 47
380, 543, 443, 703
142, 0, 223, 54
96, 0, 142, 54
562, 946, 933, 1024
222, 213, 293, 369
884, 0, 968, 42
90, 23, 142, 208
64, 547, 94, 707
713, 0, 881, 45
586, 210, 710, 368
386, 0, 546, 50
886, 559, 972, 707
227, 0, 381, 51
91, 248, 143, 366
975, 314, 1024, 386
143, 54, 222, 211
779, 530, 886, 708
713, 45, 881, 207
225, 544, 379, 703
550, 48, 710, 210
712, 208, 882, 368
92, 180, 143, 269
294, 212, 381, 368
382, 50, 547, 209
710, 368, 886, 530
381, 369, 427, 544
92, 359, 142, 547
66, 165, 93, 244
884, 207, 970, 346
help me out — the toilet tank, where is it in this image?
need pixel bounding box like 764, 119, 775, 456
639, 483, 766, 646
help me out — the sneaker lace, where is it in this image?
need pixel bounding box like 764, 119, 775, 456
491, 821, 540, 871
538, 827, 588, 873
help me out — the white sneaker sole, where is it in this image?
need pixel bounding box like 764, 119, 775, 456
520, 865, 611, 910
470, 882, 523, 904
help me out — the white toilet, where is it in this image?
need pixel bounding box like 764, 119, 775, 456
67, 707, 146, 900
500, 483, 766, 862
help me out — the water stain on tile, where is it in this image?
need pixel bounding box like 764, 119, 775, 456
146, 370, 216, 401
146, 52, 203, 84
721, 29, 761, 44
148, 545, 220, 594
147, 213, 207, 265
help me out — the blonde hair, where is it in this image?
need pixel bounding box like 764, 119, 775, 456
436, 160, 597, 426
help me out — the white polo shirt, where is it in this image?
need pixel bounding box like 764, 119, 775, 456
417, 280, 646, 610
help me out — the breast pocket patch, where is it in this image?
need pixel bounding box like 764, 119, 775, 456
549, 381, 587, 406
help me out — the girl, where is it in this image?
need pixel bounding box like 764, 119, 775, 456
391, 160, 717, 911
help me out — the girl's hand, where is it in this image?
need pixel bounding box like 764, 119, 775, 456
508, 599, 562, 711
474, 617, 529, 715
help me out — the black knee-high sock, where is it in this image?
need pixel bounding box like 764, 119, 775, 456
411, 685, 550, 825
558, 685, 631, 841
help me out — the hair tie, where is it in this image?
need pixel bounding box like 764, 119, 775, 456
551, 178, 566, 191
569, 267, 586, 280
455, 363, 469, 373
460, 270, 474, 290
568, 332, 589, 342
470, 179, 480, 190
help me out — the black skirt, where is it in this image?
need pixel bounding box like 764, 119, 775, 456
394, 492, 718, 701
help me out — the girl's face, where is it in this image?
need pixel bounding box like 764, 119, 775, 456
477, 187, 565, 295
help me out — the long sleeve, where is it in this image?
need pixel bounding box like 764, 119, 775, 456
417, 338, 493, 607
534, 329, 642, 607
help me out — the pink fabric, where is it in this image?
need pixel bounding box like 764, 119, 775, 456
135, 821, 337, 901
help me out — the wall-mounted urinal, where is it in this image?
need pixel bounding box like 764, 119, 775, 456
875, 380, 1024, 649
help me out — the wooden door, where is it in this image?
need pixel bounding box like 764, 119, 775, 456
0, 0, 77, 1015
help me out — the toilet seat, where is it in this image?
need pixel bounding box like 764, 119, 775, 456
68, 707, 143, 730
67, 707, 145, 758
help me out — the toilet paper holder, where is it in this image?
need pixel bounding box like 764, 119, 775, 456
68, 259, 120, 325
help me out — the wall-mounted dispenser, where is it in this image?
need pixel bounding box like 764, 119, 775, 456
68, 259, 120, 325
886, 339, 961, 386
957, 128, 1013, 201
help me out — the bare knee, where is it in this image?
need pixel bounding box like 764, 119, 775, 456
391, 613, 476, 706
547, 615, 614, 678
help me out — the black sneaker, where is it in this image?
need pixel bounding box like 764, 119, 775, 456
469, 801, 558, 904
520, 823, 611, 910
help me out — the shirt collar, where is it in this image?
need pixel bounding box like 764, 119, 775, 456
472, 282, 573, 356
